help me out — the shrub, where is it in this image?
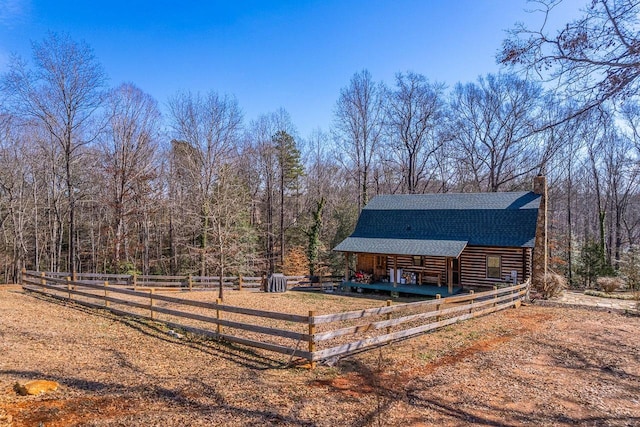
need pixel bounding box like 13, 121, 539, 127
576, 241, 615, 287
534, 272, 567, 299
619, 247, 640, 291
596, 277, 624, 293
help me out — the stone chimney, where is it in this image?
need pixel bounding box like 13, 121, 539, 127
532, 174, 547, 289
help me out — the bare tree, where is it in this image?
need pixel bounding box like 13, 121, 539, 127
449, 73, 544, 192
168, 91, 242, 276
548, 105, 588, 282
600, 123, 639, 268
304, 129, 334, 202
98, 83, 161, 271
621, 101, 640, 154
301, 129, 348, 275
500, 0, 640, 120
246, 109, 297, 274
2, 32, 107, 274
209, 164, 258, 300
619, 102, 640, 246
0, 115, 30, 281
333, 70, 385, 209
578, 107, 638, 270
384, 72, 446, 193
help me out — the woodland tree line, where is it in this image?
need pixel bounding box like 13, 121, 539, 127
0, 0, 639, 288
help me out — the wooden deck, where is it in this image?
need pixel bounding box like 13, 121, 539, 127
339, 281, 463, 297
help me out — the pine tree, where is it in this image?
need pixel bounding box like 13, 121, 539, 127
576, 240, 615, 287
272, 130, 304, 270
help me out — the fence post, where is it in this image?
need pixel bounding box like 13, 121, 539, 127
436, 294, 441, 322
188, 275, 193, 292
238, 275, 243, 291
72, 271, 77, 282
513, 284, 522, 308
67, 276, 72, 300
469, 290, 475, 314
493, 285, 498, 308
20, 268, 25, 287
104, 281, 110, 307
40, 272, 46, 291
149, 288, 155, 320
216, 298, 222, 338
386, 300, 392, 335
308, 310, 316, 369
133, 272, 138, 292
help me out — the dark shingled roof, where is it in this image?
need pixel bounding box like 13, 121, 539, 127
333, 191, 541, 256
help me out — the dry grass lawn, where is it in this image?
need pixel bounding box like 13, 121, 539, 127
1, 288, 639, 426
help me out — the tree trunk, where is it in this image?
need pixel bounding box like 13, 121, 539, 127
169, 214, 176, 275
615, 203, 623, 270
280, 165, 285, 270
567, 178, 573, 284
218, 225, 225, 301
362, 167, 368, 208
266, 174, 274, 274
599, 210, 606, 265
201, 200, 209, 276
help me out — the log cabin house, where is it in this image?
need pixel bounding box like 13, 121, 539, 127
334, 177, 546, 297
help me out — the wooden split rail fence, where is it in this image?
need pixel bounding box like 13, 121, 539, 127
38, 271, 339, 292
21, 270, 529, 366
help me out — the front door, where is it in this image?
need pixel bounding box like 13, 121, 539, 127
451, 258, 460, 285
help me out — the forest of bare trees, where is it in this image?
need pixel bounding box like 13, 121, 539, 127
0, 1, 638, 288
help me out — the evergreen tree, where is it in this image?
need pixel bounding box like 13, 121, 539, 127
576, 240, 615, 287
272, 130, 304, 270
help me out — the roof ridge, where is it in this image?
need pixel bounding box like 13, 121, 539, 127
372, 190, 532, 197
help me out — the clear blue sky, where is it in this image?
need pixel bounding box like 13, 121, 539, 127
0, 0, 582, 137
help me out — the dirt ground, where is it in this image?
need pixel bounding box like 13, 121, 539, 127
1, 288, 639, 426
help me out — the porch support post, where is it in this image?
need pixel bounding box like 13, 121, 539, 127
522, 248, 527, 283
393, 255, 398, 288
447, 257, 453, 294
344, 252, 351, 281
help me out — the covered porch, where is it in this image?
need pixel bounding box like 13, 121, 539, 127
334, 237, 468, 298
339, 280, 463, 297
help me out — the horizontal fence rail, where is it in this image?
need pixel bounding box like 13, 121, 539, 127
31, 271, 345, 292
21, 270, 529, 366
21, 270, 314, 361
309, 283, 528, 361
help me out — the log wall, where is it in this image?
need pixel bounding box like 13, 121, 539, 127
356, 246, 532, 288
460, 246, 531, 288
